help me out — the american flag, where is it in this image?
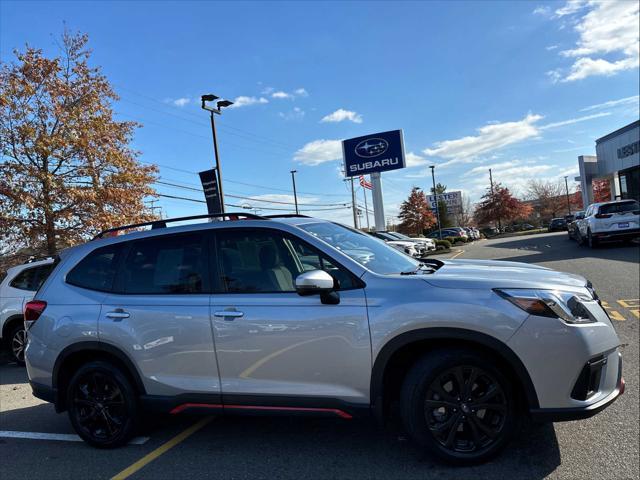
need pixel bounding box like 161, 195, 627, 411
359, 175, 372, 190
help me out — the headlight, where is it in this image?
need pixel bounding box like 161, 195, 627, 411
494, 288, 597, 324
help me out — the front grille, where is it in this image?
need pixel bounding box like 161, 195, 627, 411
571, 355, 607, 400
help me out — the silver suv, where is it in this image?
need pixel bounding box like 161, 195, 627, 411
25, 214, 623, 463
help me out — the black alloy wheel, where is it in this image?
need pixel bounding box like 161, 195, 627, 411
67, 361, 138, 448
400, 349, 516, 465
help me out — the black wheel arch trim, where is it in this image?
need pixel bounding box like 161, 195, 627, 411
370, 327, 540, 415
2, 314, 24, 339
52, 341, 147, 408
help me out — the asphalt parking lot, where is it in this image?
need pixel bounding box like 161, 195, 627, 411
1, 232, 638, 480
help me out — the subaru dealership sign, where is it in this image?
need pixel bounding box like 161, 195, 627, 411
342, 130, 406, 177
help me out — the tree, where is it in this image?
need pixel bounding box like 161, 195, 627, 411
593, 179, 611, 202
398, 187, 436, 235
456, 194, 475, 226
474, 183, 533, 226
526, 179, 567, 221
0, 30, 158, 255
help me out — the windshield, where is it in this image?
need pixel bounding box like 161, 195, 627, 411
298, 222, 420, 275
390, 232, 410, 240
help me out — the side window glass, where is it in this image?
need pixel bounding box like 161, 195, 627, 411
286, 236, 356, 290
10, 267, 39, 291
217, 230, 299, 293
121, 234, 206, 294
67, 245, 121, 292
33, 264, 55, 291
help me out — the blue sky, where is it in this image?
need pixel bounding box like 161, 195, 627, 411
2, 0, 638, 225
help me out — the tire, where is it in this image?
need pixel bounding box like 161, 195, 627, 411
400, 349, 516, 465
8, 323, 27, 366
587, 229, 598, 248
67, 361, 139, 448
576, 230, 585, 246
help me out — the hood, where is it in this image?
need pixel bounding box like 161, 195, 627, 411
424, 258, 588, 291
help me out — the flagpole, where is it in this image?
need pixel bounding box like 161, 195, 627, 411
363, 185, 370, 230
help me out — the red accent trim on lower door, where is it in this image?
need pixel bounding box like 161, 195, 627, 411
170, 403, 223, 414
224, 404, 353, 419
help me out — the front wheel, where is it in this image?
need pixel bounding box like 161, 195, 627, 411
67, 361, 138, 448
400, 349, 516, 465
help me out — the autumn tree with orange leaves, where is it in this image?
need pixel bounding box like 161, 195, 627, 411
0, 31, 158, 256
398, 187, 437, 235
474, 183, 532, 227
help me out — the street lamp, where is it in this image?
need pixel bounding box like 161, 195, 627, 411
201, 93, 234, 213
564, 176, 572, 216
290, 170, 299, 215
430, 165, 442, 239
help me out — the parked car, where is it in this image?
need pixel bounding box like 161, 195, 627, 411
576, 199, 640, 247
0, 257, 56, 364
567, 211, 585, 241
385, 231, 436, 252
26, 213, 624, 464
548, 218, 568, 232
427, 228, 468, 241
369, 231, 421, 257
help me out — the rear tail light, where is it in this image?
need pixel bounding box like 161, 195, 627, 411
595, 213, 612, 218
24, 300, 47, 322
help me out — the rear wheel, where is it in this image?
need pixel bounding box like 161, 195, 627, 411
8, 323, 26, 365
587, 229, 599, 248
400, 349, 516, 465
67, 361, 138, 448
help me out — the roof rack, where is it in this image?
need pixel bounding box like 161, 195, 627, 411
265, 214, 312, 219
94, 213, 265, 239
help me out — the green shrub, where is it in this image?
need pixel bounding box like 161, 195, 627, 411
435, 239, 451, 249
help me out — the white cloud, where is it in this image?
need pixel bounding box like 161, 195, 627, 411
580, 95, 640, 111
547, 1, 639, 82
172, 97, 190, 107
546, 69, 563, 83
462, 160, 558, 199
533, 5, 552, 16
278, 107, 305, 121
405, 151, 428, 168
272, 91, 293, 99
422, 114, 543, 164
540, 111, 611, 129
294, 139, 343, 166
546, 45, 559, 51
294, 88, 309, 97
463, 160, 524, 177
229, 96, 269, 108
320, 109, 363, 124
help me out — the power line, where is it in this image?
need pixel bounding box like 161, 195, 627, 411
156, 193, 351, 212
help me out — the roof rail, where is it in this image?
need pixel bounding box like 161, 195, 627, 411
25, 256, 56, 264
265, 214, 312, 219
94, 212, 265, 239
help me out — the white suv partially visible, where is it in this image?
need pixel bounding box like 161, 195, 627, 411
1, 258, 55, 364
577, 199, 640, 248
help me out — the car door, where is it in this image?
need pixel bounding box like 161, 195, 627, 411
100, 232, 221, 396
210, 227, 371, 406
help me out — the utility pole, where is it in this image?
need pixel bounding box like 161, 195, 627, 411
350, 177, 358, 229
201, 94, 234, 213
564, 176, 572, 215
290, 170, 299, 215
430, 165, 442, 239
489, 168, 502, 231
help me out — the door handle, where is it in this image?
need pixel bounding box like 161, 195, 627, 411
106, 310, 130, 320
214, 310, 244, 320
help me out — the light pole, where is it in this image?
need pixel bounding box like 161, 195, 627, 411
201, 94, 234, 213
290, 170, 299, 215
564, 176, 572, 215
430, 165, 442, 239
489, 167, 502, 232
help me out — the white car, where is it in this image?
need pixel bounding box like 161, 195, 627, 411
370, 232, 422, 257
576, 199, 639, 248
1, 258, 55, 364
386, 232, 437, 252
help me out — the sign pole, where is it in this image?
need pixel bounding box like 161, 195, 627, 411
350, 177, 358, 229
371, 172, 385, 231
363, 186, 370, 230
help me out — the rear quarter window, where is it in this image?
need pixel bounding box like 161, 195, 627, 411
9, 264, 53, 291
66, 244, 122, 292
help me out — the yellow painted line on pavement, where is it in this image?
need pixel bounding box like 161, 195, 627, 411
600, 301, 625, 321
450, 249, 465, 259
110, 417, 214, 480
617, 299, 639, 319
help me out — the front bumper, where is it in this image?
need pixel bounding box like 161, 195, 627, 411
530, 353, 624, 422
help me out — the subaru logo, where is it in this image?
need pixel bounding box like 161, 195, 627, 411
355, 138, 388, 158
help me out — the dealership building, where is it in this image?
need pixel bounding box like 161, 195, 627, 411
577, 120, 639, 207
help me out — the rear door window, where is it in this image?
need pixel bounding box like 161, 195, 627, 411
119, 233, 207, 294
67, 244, 122, 292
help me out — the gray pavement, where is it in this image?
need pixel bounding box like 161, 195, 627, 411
1, 231, 638, 479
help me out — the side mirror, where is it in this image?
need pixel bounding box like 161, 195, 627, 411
295, 270, 340, 305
